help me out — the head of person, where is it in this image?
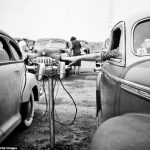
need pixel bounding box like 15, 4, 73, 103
70, 36, 76, 41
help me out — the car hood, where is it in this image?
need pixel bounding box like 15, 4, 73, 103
124, 59, 150, 88
38, 47, 61, 60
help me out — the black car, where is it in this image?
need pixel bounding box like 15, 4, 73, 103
32, 38, 72, 77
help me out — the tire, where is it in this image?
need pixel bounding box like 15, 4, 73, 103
21, 91, 34, 128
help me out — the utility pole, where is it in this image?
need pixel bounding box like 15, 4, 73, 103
47, 68, 55, 149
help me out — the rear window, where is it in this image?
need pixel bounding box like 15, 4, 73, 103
46, 40, 66, 49
34, 40, 50, 50
133, 19, 150, 56
34, 39, 67, 50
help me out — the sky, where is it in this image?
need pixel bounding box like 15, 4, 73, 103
0, 0, 150, 42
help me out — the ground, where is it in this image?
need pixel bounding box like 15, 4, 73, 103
1, 61, 98, 150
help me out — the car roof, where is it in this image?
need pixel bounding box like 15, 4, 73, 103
0, 29, 14, 40
113, 10, 150, 30
0, 30, 19, 46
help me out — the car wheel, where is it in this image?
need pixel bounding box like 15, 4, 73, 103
21, 91, 34, 128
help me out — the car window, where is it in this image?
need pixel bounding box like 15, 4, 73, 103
9, 40, 22, 60
46, 40, 66, 49
34, 39, 67, 51
110, 27, 123, 59
0, 37, 11, 62
133, 19, 150, 56
34, 40, 50, 51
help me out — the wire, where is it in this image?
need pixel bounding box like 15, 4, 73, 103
54, 76, 78, 126
27, 77, 49, 121
34, 77, 49, 120
32, 69, 58, 121
25, 64, 77, 125
40, 66, 78, 126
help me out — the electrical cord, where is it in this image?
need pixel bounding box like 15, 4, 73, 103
24, 62, 77, 125
31, 67, 58, 121
26, 76, 49, 120
47, 64, 78, 126
54, 77, 78, 126
32, 77, 49, 120
39, 68, 78, 126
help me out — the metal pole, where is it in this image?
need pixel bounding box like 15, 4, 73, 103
48, 75, 55, 149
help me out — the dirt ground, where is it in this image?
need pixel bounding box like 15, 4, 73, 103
1, 61, 98, 150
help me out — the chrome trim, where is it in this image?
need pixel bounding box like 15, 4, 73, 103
121, 84, 150, 100
103, 69, 150, 100
108, 21, 126, 67
33, 57, 53, 65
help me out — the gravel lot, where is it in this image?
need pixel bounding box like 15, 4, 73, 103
1, 61, 98, 150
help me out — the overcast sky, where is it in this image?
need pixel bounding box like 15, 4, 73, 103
0, 0, 150, 42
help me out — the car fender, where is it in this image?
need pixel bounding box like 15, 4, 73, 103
21, 71, 39, 103
89, 113, 150, 150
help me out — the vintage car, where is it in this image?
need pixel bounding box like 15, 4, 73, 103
90, 11, 150, 150
79, 40, 90, 55
0, 30, 39, 143
32, 38, 72, 76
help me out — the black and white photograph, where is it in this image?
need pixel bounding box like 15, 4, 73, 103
0, 0, 150, 149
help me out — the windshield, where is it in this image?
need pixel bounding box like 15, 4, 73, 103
46, 40, 66, 49
133, 19, 150, 56
34, 39, 67, 50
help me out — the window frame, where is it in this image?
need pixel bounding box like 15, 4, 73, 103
0, 35, 13, 63
132, 17, 150, 57
5, 37, 23, 61
108, 21, 126, 67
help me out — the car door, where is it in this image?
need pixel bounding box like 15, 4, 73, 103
7, 38, 25, 86
0, 36, 22, 139
100, 22, 126, 120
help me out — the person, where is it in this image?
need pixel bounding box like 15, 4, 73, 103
70, 36, 82, 74
61, 48, 120, 67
